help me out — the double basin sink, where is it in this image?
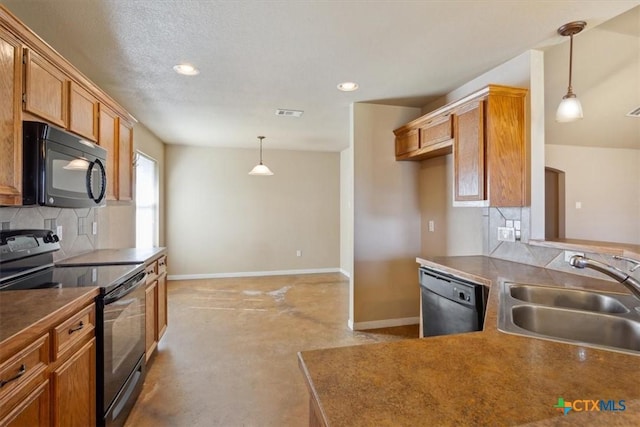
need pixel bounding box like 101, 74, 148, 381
498, 282, 640, 355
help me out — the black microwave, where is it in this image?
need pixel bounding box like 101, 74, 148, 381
23, 121, 107, 208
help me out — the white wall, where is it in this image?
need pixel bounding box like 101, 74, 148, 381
546, 145, 640, 244
166, 145, 340, 277
350, 103, 422, 328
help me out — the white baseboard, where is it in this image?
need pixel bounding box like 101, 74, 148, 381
167, 267, 341, 281
348, 316, 420, 331
339, 268, 351, 279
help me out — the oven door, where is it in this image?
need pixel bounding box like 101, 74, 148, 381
100, 277, 146, 413
43, 139, 107, 208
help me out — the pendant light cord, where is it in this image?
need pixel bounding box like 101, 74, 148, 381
567, 33, 574, 96
258, 136, 265, 165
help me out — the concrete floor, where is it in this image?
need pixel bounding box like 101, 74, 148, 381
125, 273, 418, 427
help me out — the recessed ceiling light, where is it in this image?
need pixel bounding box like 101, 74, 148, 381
337, 82, 359, 92
173, 63, 200, 76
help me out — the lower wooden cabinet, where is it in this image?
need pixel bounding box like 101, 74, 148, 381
0, 301, 96, 427
145, 281, 158, 362
145, 254, 168, 361
51, 339, 96, 427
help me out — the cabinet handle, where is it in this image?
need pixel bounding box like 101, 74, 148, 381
0, 364, 26, 388
69, 321, 84, 334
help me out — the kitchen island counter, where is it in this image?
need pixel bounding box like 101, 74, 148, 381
298, 256, 640, 426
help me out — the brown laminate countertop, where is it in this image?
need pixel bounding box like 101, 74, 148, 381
56, 247, 166, 266
298, 256, 640, 426
0, 287, 99, 359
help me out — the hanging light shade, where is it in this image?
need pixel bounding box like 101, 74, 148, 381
249, 136, 273, 176
556, 21, 586, 123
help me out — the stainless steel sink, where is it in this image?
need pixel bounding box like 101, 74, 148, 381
509, 284, 629, 313
511, 305, 640, 353
498, 282, 640, 355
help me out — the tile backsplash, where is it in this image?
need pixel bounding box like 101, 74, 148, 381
483, 206, 640, 283
0, 206, 97, 261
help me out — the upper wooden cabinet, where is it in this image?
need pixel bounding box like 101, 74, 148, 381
23, 49, 68, 128
0, 27, 22, 206
394, 112, 454, 161
454, 100, 485, 202
1, 4, 136, 205
68, 81, 98, 141
117, 120, 134, 201
394, 84, 528, 207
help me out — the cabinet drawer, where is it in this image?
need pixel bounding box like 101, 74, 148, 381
52, 304, 95, 361
420, 114, 453, 147
157, 256, 167, 275
0, 334, 48, 403
145, 261, 158, 284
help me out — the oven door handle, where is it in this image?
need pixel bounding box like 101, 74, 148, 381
103, 271, 146, 304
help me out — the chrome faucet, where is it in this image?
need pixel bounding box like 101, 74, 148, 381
569, 255, 640, 300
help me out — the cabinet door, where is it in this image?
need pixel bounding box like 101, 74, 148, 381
51, 339, 96, 427
145, 281, 157, 362
157, 273, 167, 340
0, 28, 22, 205
23, 49, 67, 127
99, 105, 118, 201
395, 128, 419, 157
117, 120, 133, 201
454, 100, 485, 202
68, 81, 98, 141
0, 379, 49, 427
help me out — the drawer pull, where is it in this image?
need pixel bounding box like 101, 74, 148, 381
69, 321, 85, 334
0, 364, 26, 388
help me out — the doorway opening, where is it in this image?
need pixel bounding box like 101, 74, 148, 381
545, 167, 566, 240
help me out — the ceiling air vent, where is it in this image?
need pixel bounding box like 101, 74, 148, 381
626, 106, 640, 118
275, 109, 304, 118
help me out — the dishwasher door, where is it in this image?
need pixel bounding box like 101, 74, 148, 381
420, 267, 486, 337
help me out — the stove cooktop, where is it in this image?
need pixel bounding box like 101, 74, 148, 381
0, 263, 144, 294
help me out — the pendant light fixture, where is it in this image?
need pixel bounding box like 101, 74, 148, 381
556, 21, 586, 122
249, 136, 274, 176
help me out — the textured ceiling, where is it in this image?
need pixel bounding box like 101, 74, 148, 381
3, 0, 639, 151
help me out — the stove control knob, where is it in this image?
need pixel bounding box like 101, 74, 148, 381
52, 234, 60, 242
43, 234, 52, 243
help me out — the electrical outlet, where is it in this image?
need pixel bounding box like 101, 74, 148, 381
497, 227, 515, 242
296, 250, 302, 257
56, 225, 63, 240
428, 220, 435, 232
564, 250, 584, 262
92, 222, 98, 235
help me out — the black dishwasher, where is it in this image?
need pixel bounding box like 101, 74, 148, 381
419, 267, 486, 337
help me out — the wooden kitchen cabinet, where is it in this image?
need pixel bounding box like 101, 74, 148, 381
99, 105, 118, 201
394, 112, 454, 161
51, 339, 96, 427
1, 4, 136, 205
68, 81, 98, 142
117, 120, 134, 201
0, 27, 22, 206
157, 256, 168, 340
145, 281, 158, 362
454, 100, 485, 202
23, 49, 68, 128
145, 254, 168, 361
394, 84, 527, 207
453, 86, 528, 207
0, 300, 96, 427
